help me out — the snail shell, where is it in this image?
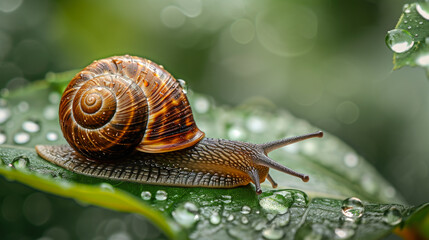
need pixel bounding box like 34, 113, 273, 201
59, 55, 204, 160
36, 55, 323, 194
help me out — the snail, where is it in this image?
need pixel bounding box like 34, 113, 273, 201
35, 55, 323, 194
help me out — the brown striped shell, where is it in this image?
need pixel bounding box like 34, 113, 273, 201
59, 55, 205, 160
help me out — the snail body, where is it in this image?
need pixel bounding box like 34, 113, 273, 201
35, 55, 323, 194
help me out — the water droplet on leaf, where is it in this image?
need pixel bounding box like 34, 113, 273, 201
259, 194, 291, 214
12, 156, 29, 169
383, 207, 402, 226
241, 216, 249, 224
100, 183, 114, 192
241, 205, 251, 214
14, 132, 30, 144
172, 202, 199, 228
22, 120, 40, 133
140, 191, 152, 200
209, 212, 221, 225
155, 190, 168, 201
334, 227, 355, 239
46, 132, 58, 142
416, 2, 429, 20
262, 226, 284, 240
385, 29, 414, 53
341, 197, 364, 219
0, 130, 6, 144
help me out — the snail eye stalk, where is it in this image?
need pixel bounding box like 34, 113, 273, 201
254, 131, 323, 184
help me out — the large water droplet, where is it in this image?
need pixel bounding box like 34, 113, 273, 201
334, 227, 355, 239
0, 130, 6, 144
262, 226, 284, 240
11, 156, 29, 169
209, 212, 221, 225
259, 194, 291, 214
22, 120, 41, 133
0, 106, 11, 124
172, 202, 199, 228
141, 191, 152, 200
241, 205, 251, 214
14, 132, 30, 144
416, 2, 429, 20
341, 197, 364, 219
385, 29, 414, 53
46, 132, 58, 142
155, 190, 168, 201
177, 79, 188, 94
383, 207, 402, 226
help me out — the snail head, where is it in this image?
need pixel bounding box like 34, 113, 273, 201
247, 131, 323, 194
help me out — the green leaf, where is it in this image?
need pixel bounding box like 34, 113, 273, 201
387, 2, 429, 75
0, 73, 427, 239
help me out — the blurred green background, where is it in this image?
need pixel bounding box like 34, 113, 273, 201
0, 0, 428, 239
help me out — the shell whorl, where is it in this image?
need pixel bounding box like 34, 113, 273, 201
60, 55, 205, 160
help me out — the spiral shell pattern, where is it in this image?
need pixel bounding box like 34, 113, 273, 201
60, 55, 205, 160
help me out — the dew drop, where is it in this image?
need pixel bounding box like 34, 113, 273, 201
172, 202, 199, 228
416, 2, 429, 20
252, 219, 268, 231
227, 214, 235, 222
46, 132, 58, 142
99, 183, 114, 192
14, 132, 30, 144
259, 194, 290, 214
246, 116, 266, 133
48, 92, 61, 104
334, 227, 355, 239
17, 101, 29, 112
272, 213, 290, 227
140, 191, 152, 200
22, 120, 40, 133
209, 212, 221, 225
383, 207, 402, 226
341, 197, 364, 219
12, 156, 29, 169
343, 153, 358, 168
0, 106, 11, 124
155, 190, 168, 201
241, 216, 249, 224
43, 106, 57, 120
385, 29, 414, 53
227, 125, 246, 141
416, 52, 429, 67
177, 79, 188, 94
221, 195, 232, 204
0, 130, 6, 144
262, 226, 284, 240
407, 26, 412, 30
404, 8, 411, 14
194, 96, 210, 114
241, 205, 251, 214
